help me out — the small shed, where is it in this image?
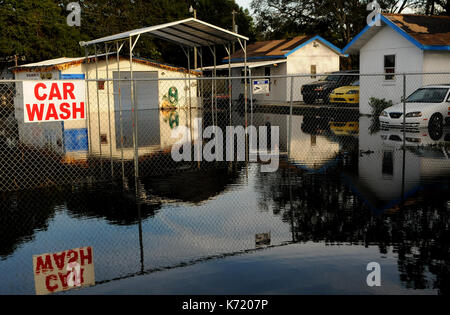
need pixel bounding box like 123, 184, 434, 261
204, 35, 344, 104
12, 55, 199, 160
343, 13, 450, 115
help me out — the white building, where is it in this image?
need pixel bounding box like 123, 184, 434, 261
343, 13, 450, 115
12, 55, 199, 160
203, 35, 344, 104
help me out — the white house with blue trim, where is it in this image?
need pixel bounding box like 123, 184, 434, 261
204, 35, 344, 103
343, 13, 450, 115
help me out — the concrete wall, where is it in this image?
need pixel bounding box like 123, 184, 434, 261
423, 51, 450, 86
287, 40, 341, 102
359, 26, 424, 114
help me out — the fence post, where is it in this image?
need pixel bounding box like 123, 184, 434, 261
401, 73, 406, 203
288, 76, 294, 161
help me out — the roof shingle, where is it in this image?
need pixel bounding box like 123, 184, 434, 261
384, 13, 450, 46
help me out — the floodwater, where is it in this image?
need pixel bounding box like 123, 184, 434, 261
0, 107, 449, 295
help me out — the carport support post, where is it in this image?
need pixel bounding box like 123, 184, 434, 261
84, 47, 93, 156
94, 44, 103, 175
249, 68, 253, 127
105, 43, 114, 178
237, 38, 248, 163
117, 41, 125, 184
224, 43, 232, 120
129, 36, 139, 195
199, 47, 203, 108
187, 47, 192, 110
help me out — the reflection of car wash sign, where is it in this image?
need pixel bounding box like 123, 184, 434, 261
255, 232, 271, 247
253, 80, 270, 95
32, 246, 95, 295
23, 81, 86, 123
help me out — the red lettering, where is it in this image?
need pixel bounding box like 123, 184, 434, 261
79, 247, 92, 266
59, 103, 71, 120
48, 83, 62, 100
53, 252, 66, 270
34, 83, 47, 101
35, 255, 53, 274
73, 102, 85, 119
80, 267, 85, 284
45, 274, 58, 292
58, 271, 70, 289
63, 83, 76, 100
26, 103, 45, 122
45, 103, 59, 121
67, 250, 78, 264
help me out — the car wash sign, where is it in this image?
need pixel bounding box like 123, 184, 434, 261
23, 81, 86, 123
32, 246, 95, 295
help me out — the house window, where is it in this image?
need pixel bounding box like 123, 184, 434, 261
384, 55, 395, 80
265, 67, 271, 77
311, 65, 317, 79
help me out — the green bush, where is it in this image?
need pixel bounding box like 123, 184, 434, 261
368, 97, 393, 117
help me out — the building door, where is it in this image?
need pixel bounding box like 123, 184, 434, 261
113, 71, 160, 148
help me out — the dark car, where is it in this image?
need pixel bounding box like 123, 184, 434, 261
301, 70, 359, 104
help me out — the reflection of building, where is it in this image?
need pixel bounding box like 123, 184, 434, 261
12, 56, 199, 159
250, 113, 351, 172
349, 117, 450, 213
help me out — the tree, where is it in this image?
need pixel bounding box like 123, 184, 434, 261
0, 0, 86, 63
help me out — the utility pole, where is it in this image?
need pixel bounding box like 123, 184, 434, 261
232, 10, 237, 54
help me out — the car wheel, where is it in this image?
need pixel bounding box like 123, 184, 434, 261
429, 113, 443, 130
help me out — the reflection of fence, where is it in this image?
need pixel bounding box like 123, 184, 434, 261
1, 72, 450, 191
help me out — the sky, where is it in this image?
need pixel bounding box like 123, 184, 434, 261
235, 0, 253, 13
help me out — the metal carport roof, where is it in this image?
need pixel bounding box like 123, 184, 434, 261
79, 18, 249, 48
200, 59, 287, 71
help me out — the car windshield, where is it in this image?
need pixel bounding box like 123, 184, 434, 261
406, 88, 449, 103
319, 75, 340, 82
351, 80, 359, 86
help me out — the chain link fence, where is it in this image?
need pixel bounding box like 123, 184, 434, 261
1, 72, 449, 294
1, 72, 449, 191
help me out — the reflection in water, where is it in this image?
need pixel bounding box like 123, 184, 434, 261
0, 108, 449, 295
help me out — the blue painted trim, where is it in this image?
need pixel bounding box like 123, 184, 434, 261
343, 14, 450, 53
422, 45, 450, 51
284, 35, 344, 57
61, 74, 86, 80
342, 23, 372, 54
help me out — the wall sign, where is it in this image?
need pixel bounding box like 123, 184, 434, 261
23, 80, 86, 123
253, 80, 270, 95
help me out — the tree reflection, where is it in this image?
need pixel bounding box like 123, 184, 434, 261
256, 156, 450, 294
